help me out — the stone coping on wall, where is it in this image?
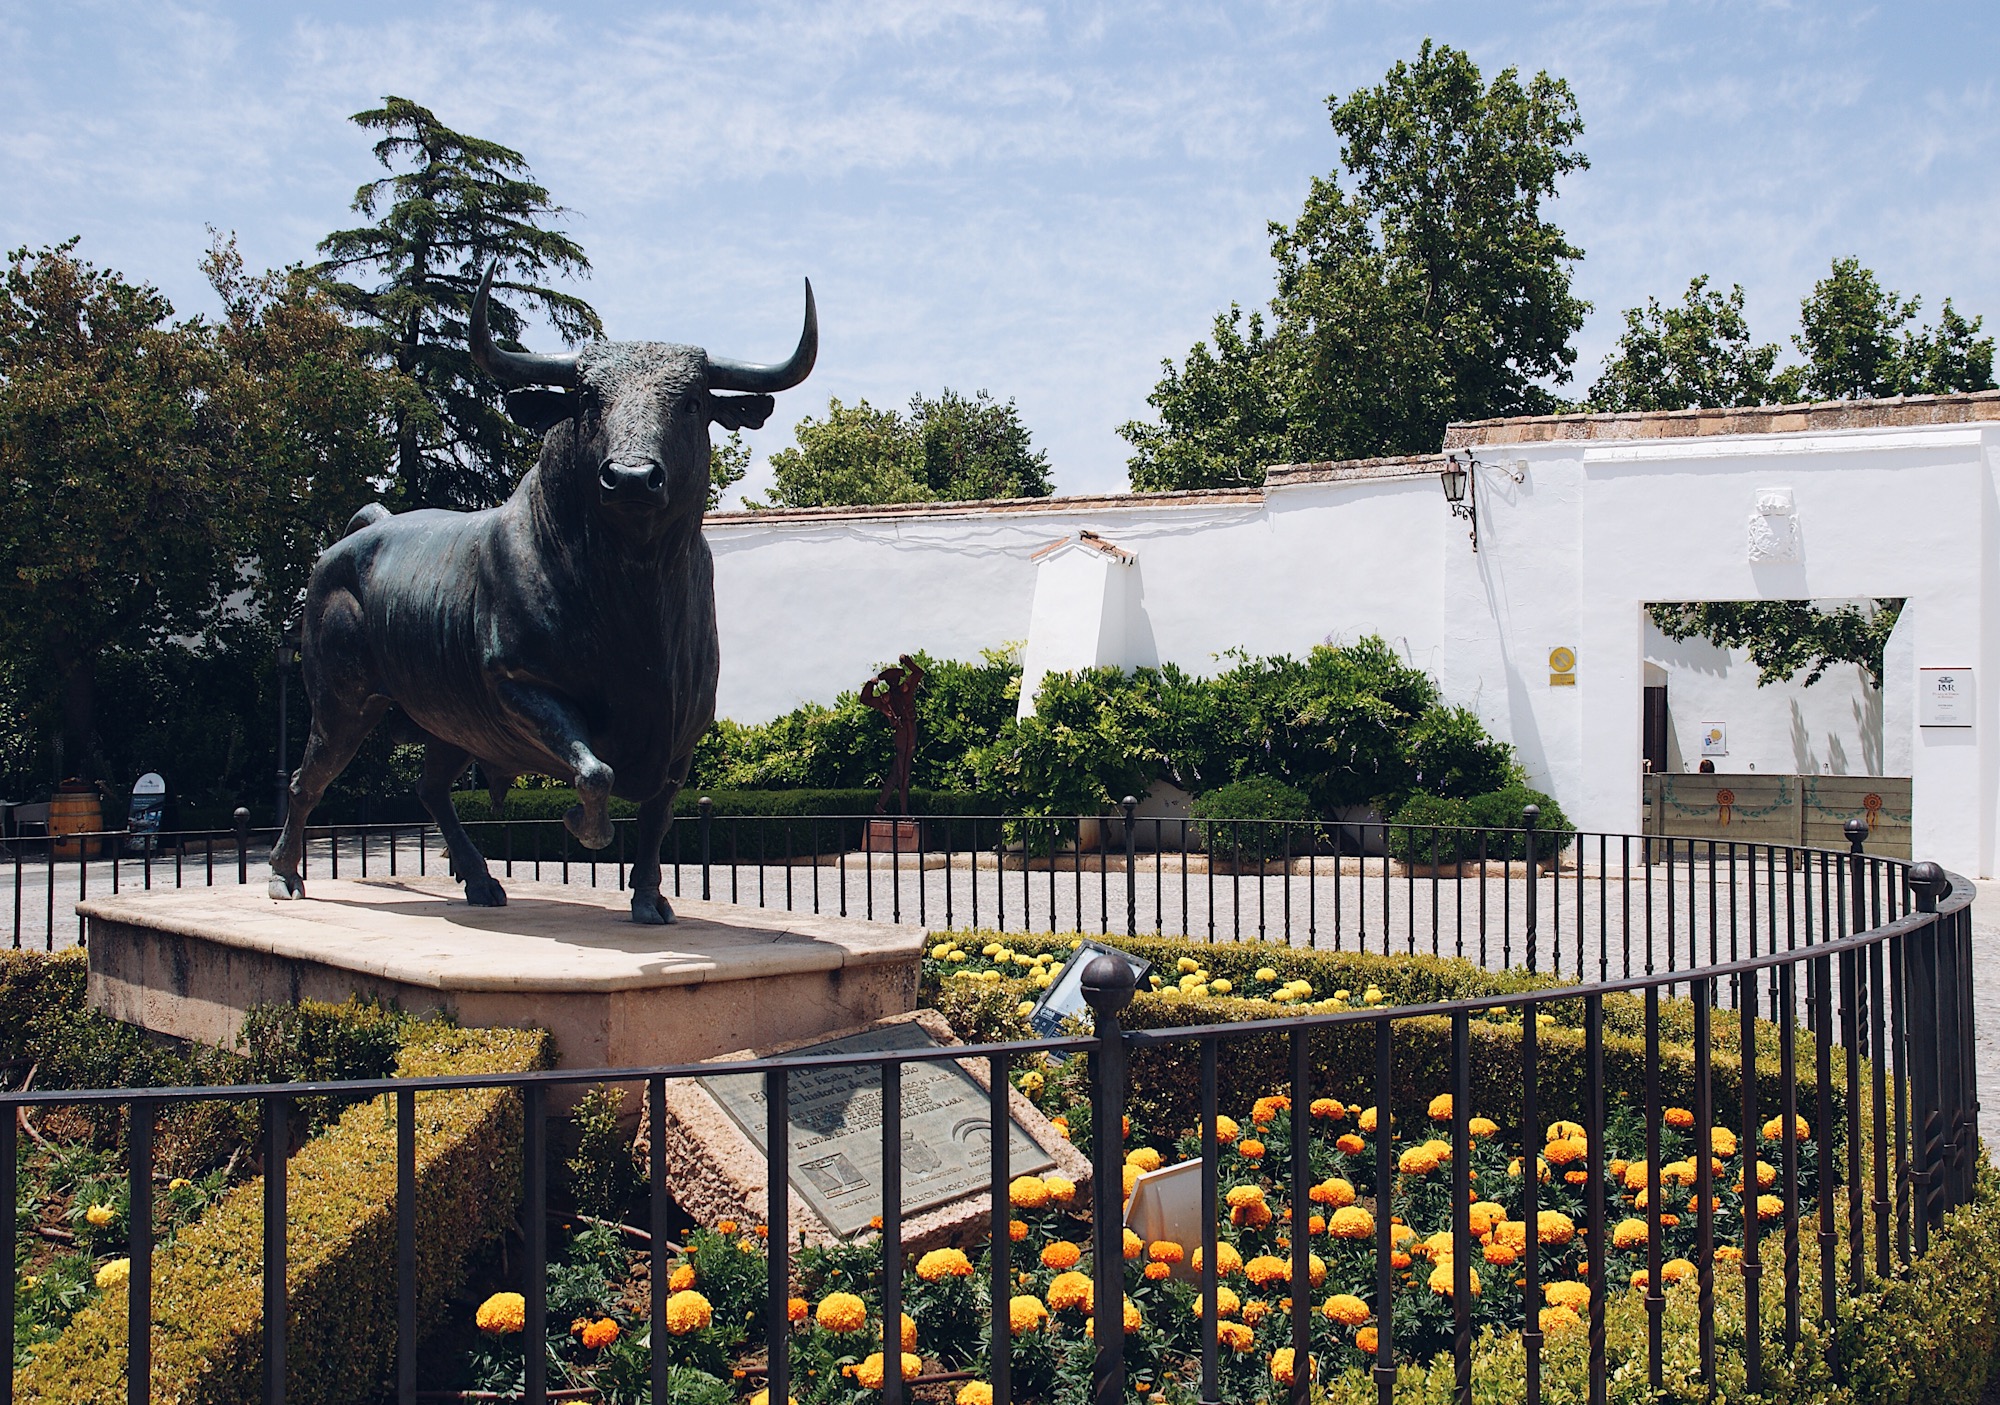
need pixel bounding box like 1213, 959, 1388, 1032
1443, 388, 2000, 448
704, 485, 1265, 527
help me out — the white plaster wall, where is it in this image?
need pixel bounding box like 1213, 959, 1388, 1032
1017, 546, 1133, 717
702, 420, 2000, 875
1639, 605, 1884, 776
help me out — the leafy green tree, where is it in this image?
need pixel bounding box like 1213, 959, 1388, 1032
758, 390, 1050, 508
1648, 599, 1905, 687
909, 389, 1052, 500
708, 431, 750, 512
1773, 257, 1994, 402
1589, 276, 1779, 411
317, 96, 600, 510
1123, 41, 1589, 486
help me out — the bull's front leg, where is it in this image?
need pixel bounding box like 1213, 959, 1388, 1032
497, 681, 616, 850
628, 793, 676, 925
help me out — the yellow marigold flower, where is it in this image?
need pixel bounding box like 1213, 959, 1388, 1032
748, 1391, 797, 1405
1040, 1240, 1082, 1271
1546, 1120, 1586, 1142
956, 1385, 994, 1405
1190, 1242, 1244, 1276
894, 1312, 918, 1351
669, 1263, 697, 1292
1662, 1258, 1695, 1285
1538, 1210, 1577, 1246
1009, 1175, 1052, 1209
1225, 1184, 1266, 1209
1323, 1292, 1370, 1326
476, 1291, 525, 1334
1016, 1001, 1035, 1018
1217, 1320, 1256, 1352
1124, 1227, 1144, 1260
95, 1257, 131, 1291
1763, 1114, 1810, 1142
1757, 1194, 1786, 1220
1310, 1098, 1345, 1120
1622, 1162, 1652, 1192
1047, 1175, 1079, 1204
1192, 1284, 1242, 1318
1018, 1069, 1045, 1095
1716, 1246, 1743, 1262
1051, 1116, 1070, 1140
918, 1248, 974, 1281
1398, 1144, 1442, 1175
1244, 1254, 1289, 1287
1710, 1127, 1739, 1157
1540, 1305, 1582, 1334
817, 1292, 869, 1333
1428, 1264, 1480, 1297
1609, 1158, 1629, 1177
1336, 1133, 1366, 1155
1210, 1114, 1241, 1145
1424, 1137, 1452, 1161
1613, 1217, 1650, 1249
1469, 1116, 1499, 1138
666, 1290, 712, 1334
1631, 1269, 1651, 1290
1256, 967, 1278, 982
1428, 1093, 1454, 1121
1483, 1240, 1517, 1266
1047, 1270, 1094, 1312
1356, 1325, 1379, 1355
1545, 1281, 1589, 1311
1544, 1136, 1588, 1167
1310, 1177, 1357, 1208
1126, 1146, 1164, 1172
85, 1203, 115, 1228
1358, 1106, 1380, 1134
1123, 1165, 1141, 1198
1271, 1347, 1314, 1386
1752, 1160, 1778, 1189
1231, 1199, 1273, 1229
1329, 1206, 1375, 1239
738, 1237, 758, 1253
1663, 1107, 1695, 1130
581, 1318, 620, 1349
853, 1352, 923, 1390
1241, 1299, 1271, 1326
167, 1177, 190, 1191
1148, 1239, 1185, 1264
1468, 1201, 1507, 1237
1143, 1261, 1171, 1280
1009, 1295, 1048, 1333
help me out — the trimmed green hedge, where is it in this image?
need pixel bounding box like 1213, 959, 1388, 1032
926, 932, 1835, 1148
450, 785, 1004, 863
15, 1022, 554, 1404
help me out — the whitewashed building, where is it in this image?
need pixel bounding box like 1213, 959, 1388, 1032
703, 393, 2000, 876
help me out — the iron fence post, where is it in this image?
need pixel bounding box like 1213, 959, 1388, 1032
1907, 862, 1945, 1231
1122, 796, 1138, 939
235, 807, 250, 886
699, 796, 713, 902
1083, 955, 1136, 1405
1523, 804, 1540, 973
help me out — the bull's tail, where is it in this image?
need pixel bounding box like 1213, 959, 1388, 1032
344, 503, 392, 537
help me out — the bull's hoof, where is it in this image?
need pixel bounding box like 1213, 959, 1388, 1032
269, 872, 304, 901
631, 891, 675, 925
564, 803, 614, 851
464, 873, 508, 907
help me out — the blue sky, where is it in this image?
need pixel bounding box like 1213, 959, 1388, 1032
4, 2, 1997, 498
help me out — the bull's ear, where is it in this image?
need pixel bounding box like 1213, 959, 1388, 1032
710, 392, 775, 431
504, 389, 577, 435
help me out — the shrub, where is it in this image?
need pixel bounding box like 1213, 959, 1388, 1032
1388, 785, 1573, 863
1188, 776, 1318, 861
16, 1021, 554, 1405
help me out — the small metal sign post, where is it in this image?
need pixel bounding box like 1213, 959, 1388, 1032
126, 772, 166, 855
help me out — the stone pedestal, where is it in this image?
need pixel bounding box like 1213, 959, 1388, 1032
81, 877, 924, 1072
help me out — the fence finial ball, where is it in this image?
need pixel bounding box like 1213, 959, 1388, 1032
1844, 817, 1869, 851
1908, 861, 1946, 911
1521, 804, 1540, 827
1080, 953, 1137, 1018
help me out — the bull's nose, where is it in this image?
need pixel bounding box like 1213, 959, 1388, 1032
598, 459, 667, 498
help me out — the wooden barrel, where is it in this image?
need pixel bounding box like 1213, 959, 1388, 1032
50, 790, 102, 860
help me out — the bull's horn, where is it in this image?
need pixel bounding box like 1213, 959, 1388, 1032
707, 279, 818, 393
469, 264, 580, 388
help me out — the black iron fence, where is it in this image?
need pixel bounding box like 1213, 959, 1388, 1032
0, 805, 1920, 996
0, 821, 1980, 1403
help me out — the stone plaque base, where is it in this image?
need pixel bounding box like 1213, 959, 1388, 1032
80, 878, 924, 1078
862, 818, 922, 853
650, 1010, 1088, 1252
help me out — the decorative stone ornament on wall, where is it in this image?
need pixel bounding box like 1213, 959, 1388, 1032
1747, 486, 1800, 563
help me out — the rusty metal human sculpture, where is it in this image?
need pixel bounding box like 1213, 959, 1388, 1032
267, 265, 816, 923
861, 655, 925, 816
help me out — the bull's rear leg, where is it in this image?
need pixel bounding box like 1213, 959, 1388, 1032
628, 793, 676, 925
497, 681, 615, 850
414, 742, 507, 906
269, 700, 385, 900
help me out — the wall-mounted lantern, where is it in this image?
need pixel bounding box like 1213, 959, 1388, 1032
1440, 451, 1477, 552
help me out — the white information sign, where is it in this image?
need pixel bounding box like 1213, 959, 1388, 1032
1920, 668, 1975, 728
1698, 723, 1728, 758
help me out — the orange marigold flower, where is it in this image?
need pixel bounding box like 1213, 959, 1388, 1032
918, 1248, 974, 1281
665, 1290, 712, 1335
1336, 1133, 1366, 1155
1041, 1241, 1082, 1271
1046, 1175, 1079, 1206
1125, 1147, 1163, 1172
1209, 1115, 1241, 1145
1190, 1242, 1244, 1277
788, 1296, 810, 1322
1046, 1271, 1093, 1312
1323, 1293, 1370, 1326
1483, 1241, 1517, 1266
1192, 1284, 1242, 1318
1663, 1108, 1695, 1130
476, 1293, 526, 1335
1217, 1320, 1256, 1352
1241, 1299, 1271, 1326
1545, 1281, 1590, 1311
1148, 1240, 1186, 1264
581, 1318, 620, 1350
1546, 1120, 1585, 1142
817, 1292, 869, 1333
1238, 1138, 1266, 1159
1010, 1176, 1052, 1209
1270, 1347, 1313, 1386
852, 1352, 923, 1390
1357, 1326, 1379, 1355
1613, 1218, 1649, 1249
1757, 1194, 1786, 1220
669, 1264, 697, 1292
718, 1219, 740, 1235
1357, 1106, 1380, 1134
1310, 1177, 1357, 1207
1244, 1255, 1289, 1287
1537, 1211, 1577, 1246
1544, 1136, 1588, 1168
1009, 1219, 1030, 1242
1251, 1095, 1291, 1124
1540, 1305, 1582, 1334
1310, 1098, 1345, 1120
1429, 1264, 1480, 1296
1143, 1261, 1171, 1280
1428, 1094, 1454, 1121
1662, 1258, 1695, 1285
1328, 1206, 1375, 1239
1762, 1114, 1810, 1142
1469, 1116, 1499, 1138
1231, 1201, 1273, 1229
1399, 1144, 1442, 1175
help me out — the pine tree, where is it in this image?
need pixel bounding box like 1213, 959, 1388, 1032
318, 97, 600, 509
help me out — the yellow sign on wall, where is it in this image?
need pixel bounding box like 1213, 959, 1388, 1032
1549, 647, 1576, 687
